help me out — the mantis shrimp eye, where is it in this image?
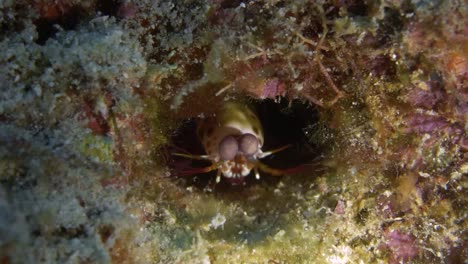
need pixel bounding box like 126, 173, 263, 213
219, 135, 239, 160
238, 133, 258, 156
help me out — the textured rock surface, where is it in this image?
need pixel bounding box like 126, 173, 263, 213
0, 0, 466, 263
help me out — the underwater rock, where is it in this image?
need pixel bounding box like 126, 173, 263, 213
0, 0, 466, 263
384, 230, 419, 264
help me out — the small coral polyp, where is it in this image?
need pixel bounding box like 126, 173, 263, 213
174, 101, 296, 184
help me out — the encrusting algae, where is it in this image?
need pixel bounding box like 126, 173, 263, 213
0, 0, 466, 263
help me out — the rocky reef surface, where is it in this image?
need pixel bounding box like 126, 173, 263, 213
0, 0, 466, 263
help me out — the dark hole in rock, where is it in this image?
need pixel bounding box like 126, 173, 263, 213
343, 0, 369, 17
96, 0, 123, 17
220, 0, 244, 9
52, 225, 87, 239
98, 224, 115, 243
35, 6, 87, 45
169, 98, 323, 192
356, 208, 370, 225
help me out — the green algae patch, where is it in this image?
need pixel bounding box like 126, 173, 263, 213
78, 134, 115, 164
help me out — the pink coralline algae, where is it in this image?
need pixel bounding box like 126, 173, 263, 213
406, 86, 444, 109
117, 3, 138, 19
404, 112, 466, 149
405, 114, 449, 134
334, 200, 346, 215
384, 230, 419, 264
261, 79, 286, 99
